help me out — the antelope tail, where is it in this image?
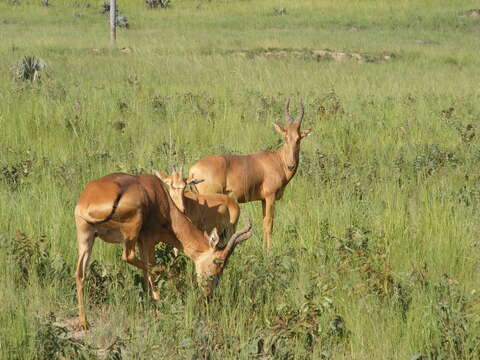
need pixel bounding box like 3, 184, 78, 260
82, 192, 122, 225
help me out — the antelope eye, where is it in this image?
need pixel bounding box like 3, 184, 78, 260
213, 258, 224, 266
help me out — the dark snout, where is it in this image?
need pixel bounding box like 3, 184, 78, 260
287, 164, 296, 171
200, 287, 213, 300
197, 275, 219, 298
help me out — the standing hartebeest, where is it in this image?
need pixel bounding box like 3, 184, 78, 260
189, 99, 311, 249
155, 169, 240, 241
74, 172, 252, 329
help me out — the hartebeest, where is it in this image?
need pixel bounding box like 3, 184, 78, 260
155, 169, 240, 242
189, 99, 311, 249
74, 172, 252, 329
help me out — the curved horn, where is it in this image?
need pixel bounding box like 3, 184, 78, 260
224, 218, 253, 253
295, 101, 304, 124
284, 98, 293, 124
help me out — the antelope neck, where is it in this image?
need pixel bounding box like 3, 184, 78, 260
168, 206, 210, 261
275, 143, 299, 181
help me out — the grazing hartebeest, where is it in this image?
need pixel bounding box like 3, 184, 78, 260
189, 99, 311, 249
155, 169, 240, 241
74, 172, 252, 329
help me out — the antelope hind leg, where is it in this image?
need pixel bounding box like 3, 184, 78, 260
139, 239, 161, 301
74, 217, 95, 330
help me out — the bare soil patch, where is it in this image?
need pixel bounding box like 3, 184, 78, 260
91, 47, 133, 54
231, 48, 396, 63
54, 315, 125, 358
345, 26, 365, 32
414, 39, 440, 45
55, 316, 85, 339
461, 9, 480, 18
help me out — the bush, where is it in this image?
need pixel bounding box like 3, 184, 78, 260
101, 2, 129, 28
146, 0, 170, 9
11, 56, 46, 82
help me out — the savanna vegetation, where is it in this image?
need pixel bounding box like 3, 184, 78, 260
1, 0, 480, 358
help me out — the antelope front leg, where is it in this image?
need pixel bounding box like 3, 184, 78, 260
262, 195, 276, 249
122, 241, 161, 300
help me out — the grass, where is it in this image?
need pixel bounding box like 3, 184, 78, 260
1, 0, 480, 358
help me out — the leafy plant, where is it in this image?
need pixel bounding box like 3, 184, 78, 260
86, 260, 133, 304
116, 13, 129, 28
422, 275, 480, 359
312, 90, 343, 120
2, 230, 70, 286
336, 227, 411, 317
100, 1, 110, 14
34, 313, 96, 360
1, 158, 34, 191
104, 337, 127, 360
413, 144, 458, 176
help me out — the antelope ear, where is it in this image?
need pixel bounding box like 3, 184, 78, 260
273, 123, 287, 136
155, 171, 172, 186
300, 129, 312, 139
187, 178, 205, 185
207, 228, 220, 249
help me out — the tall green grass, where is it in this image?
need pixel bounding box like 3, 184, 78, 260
1, 0, 480, 358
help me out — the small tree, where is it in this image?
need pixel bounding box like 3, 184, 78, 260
110, 0, 116, 44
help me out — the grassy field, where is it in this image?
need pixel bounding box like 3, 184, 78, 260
1, 0, 480, 358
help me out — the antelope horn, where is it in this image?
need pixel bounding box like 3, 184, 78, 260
225, 218, 253, 253
284, 98, 293, 124
296, 101, 304, 124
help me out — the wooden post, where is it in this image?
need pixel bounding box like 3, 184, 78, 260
110, 0, 116, 45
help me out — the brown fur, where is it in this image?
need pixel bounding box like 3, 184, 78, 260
74, 172, 252, 329
189, 99, 311, 249
156, 170, 240, 239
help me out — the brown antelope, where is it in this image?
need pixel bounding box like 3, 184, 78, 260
155, 169, 240, 244
74, 172, 252, 329
189, 99, 311, 249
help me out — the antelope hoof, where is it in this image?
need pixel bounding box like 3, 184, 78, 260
78, 319, 91, 331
